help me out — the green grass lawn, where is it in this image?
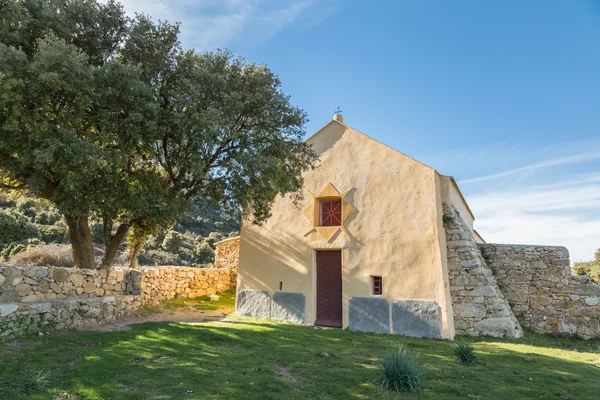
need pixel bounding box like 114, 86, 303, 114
1, 296, 599, 400
137, 289, 237, 314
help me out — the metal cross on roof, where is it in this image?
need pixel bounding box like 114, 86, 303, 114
334, 106, 343, 115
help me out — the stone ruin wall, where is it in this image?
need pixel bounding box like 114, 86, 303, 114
443, 204, 523, 338
214, 236, 240, 272
444, 202, 600, 339
480, 244, 600, 339
0, 265, 236, 341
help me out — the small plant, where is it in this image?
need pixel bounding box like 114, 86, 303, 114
454, 342, 479, 366
376, 346, 422, 394
22, 370, 50, 395
442, 214, 453, 224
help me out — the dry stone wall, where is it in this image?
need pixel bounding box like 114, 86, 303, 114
443, 204, 523, 338
214, 237, 240, 271
480, 244, 600, 339
0, 265, 236, 341
0, 265, 128, 303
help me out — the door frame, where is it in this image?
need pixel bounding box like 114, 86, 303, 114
313, 249, 343, 327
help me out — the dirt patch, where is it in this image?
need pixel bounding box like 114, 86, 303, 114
275, 365, 299, 384
82, 304, 232, 332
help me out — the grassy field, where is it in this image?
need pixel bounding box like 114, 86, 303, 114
1, 293, 599, 399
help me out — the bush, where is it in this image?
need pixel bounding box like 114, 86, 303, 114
454, 342, 479, 365
38, 221, 68, 243
573, 248, 600, 284
9, 244, 74, 268
376, 346, 422, 394
0, 212, 39, 243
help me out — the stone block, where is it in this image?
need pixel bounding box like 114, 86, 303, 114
470, 285, 497, 297
236, 289, 271, 319
17, 283, 32, 297
29, 303, 52, 314
585, 297, 599, 306
349, 296, 390, 334
453, 303, 486, 318
70, 274, 84, 286
0, 303, 18, 317
392, 299, 442, 338
54, 268, 69, 282
271, 292, 305, 324
83, 282, 97, 294
0, 287, 18, 302
473, 317, 523, 338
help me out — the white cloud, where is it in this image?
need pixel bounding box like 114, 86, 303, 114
470, 178, 600, 264
106, 0, 333, 51
459, 151, 600, 184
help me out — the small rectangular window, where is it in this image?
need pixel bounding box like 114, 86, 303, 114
372, 276, 382, 295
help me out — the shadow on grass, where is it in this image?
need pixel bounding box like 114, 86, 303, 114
1, 320, 599, 399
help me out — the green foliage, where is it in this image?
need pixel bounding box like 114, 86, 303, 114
454, 342, 479, 366
1, 193, 238, 266
0, 0, 317, 269
0, 210, 39, 243
376, 346, 422, 394
573, 248, 600, 284
161, 230, 184, 253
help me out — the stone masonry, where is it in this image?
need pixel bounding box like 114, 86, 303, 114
0, 265, 236, 341
214, 236, 240, 271
481, 244, 600, 339
443, 204, 523, 338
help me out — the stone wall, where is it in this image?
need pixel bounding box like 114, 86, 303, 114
0, 265, 236, 341
214, 237, 240, 271
0, 265, 128, 303
443, 204, 523, 338
480, 244, 600, 339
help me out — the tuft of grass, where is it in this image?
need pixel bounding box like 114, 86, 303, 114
454, 342, 479, 366
21, 370, 50, 395
376, 346, 422, 394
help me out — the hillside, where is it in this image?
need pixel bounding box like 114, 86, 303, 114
0, 194, 240, 267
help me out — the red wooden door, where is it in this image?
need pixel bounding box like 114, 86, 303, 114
315, 250, 343, 328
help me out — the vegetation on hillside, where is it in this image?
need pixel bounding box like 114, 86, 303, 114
573, 248, 600, 284
0, 0, 317, 270
0, 194, 239, 267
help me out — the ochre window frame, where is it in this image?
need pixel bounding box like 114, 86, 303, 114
302, 183, 357, 242
319, 198, 342, 227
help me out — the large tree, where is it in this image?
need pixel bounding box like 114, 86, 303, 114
0, 0, 317, 269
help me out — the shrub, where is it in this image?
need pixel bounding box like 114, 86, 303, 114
9, 244, 74, 268
454, 342, 479, 365
376, 346, 422, 394
573, 248, 600, 284
0, 212, 39, 243
38, 221, 69, 243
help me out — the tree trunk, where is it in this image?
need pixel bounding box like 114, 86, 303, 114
65, 214, 96, 269
128, 242, 142, 269
100, 221, 130, 270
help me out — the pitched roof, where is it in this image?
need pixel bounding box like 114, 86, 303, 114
306, 118, 475, 221
305, 118, 436, 172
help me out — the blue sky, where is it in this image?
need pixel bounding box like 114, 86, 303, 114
111, 0, 600, 263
